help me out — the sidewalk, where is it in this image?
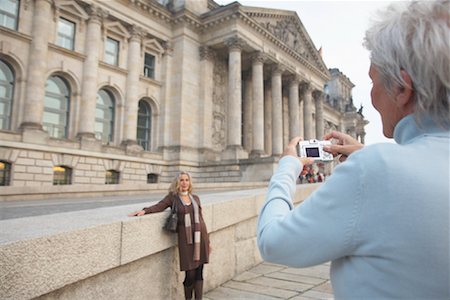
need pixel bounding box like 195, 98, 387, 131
205, 262, 333, 300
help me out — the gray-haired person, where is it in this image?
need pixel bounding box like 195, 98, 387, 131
258, 1, 450, 299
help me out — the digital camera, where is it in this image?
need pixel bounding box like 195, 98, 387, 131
297, 139, 333, 162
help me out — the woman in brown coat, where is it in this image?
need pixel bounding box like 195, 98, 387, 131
129, 171, 210, 300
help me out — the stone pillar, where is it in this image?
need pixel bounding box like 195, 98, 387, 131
243, 72, 252, 152
271, 65, 283, 156
313, 90, 324, 139
159, 41, 173, 149
122, 26, 144, 150
264, 81, 272, 156
301, 82, 314, 140
288, 75, 300, 140
77, 6, 107, 141
250, 52, 265, 158
223, 37, 247, 160
199, 46, 215, 155
20, 0, 52, 138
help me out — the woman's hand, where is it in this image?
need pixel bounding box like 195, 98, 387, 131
128, 210, 146, 217
283, 137, 315, 166
323, 131, 364, 162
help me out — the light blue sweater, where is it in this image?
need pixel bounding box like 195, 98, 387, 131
257, 115, 449, 299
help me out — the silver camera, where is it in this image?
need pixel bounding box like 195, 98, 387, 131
297, 139, 333, 162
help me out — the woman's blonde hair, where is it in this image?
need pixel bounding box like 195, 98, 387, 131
168, 171, 193, 194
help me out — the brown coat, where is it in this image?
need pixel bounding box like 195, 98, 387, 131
143, 193, 210, 271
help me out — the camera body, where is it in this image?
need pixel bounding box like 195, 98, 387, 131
297, 139, 333, 162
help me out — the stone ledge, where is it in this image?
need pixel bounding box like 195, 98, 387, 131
0, 184, 320, 300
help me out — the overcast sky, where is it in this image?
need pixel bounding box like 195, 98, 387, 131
215, 0, 402, 145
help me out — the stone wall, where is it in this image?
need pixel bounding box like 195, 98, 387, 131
0, 184, 319, 300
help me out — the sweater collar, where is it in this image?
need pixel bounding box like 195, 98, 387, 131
394, 114, 449, 144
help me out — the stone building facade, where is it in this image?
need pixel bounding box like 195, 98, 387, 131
0, 0, 367, 194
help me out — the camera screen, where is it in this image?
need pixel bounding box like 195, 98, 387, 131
306, 147, 320, 157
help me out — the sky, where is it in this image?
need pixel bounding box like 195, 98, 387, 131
214, 0, 400, 145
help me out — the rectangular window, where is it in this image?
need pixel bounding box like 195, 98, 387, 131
144, 53, 155, 78
0, 0, 19, 30
56, 18, 75, 50
105, 37, 119, 66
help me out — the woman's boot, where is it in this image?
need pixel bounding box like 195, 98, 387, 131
194, 280, 203, 300
184, 284, 194, 300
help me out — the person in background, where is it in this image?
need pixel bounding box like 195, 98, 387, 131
257, 1, 449, 299
129, 171, 210, 300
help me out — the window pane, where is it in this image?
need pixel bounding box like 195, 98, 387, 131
105, 38, 119, 66
144, 53, 155, 78
137, 101, 151, 150
44, 76, 70, 138
105, 170, 120, 184
53, 166, 72, 185
95, 89, 115, 143
56, 18, 75, 50
0, 160, 11, 186
0, 0, 19, 30
0, 60, 14, 130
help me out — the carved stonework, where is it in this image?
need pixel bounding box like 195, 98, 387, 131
129, 25, 145, 41
87, 5, 109, 22
212, 59, 227, 151
225, 37, 246, 51
262, 19, 306, 56
251, 51, 266, 64
199, 46, 216, 61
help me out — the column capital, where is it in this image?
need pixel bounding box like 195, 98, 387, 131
87, 5, 109, 23
251, 51, 267, 64
225, 36, 246, 51
271, 64, 285, 76
129, 25, 145, 42
199, 46, 216, 61
287, 74, 300, 87
312, 89, 324, 100
300, 82, 312, 94
162, 41, 174, 56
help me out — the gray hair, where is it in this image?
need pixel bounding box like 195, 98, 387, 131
364, 0, 450, 128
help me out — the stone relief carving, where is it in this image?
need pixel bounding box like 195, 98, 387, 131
212, 59, 227, 151
262, 19, 307, 58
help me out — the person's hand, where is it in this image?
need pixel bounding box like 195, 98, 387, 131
283, 137, 315, 166
128, 210, 146, 217
323, 131, 364, 162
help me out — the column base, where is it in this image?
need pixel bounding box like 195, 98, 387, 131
121, 140, 143, 155
222, 145, 248, 160
77, 132, 102, 151
20, 123, 48, 145
249, 149, 265, 159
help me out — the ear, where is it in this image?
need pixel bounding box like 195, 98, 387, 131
395, 70, 414, 110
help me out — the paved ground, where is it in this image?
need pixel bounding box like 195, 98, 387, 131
205, 262, 333, 300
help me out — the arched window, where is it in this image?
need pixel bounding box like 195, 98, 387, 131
0, 160, 11, 186
0, 60, 14, 130
95, 89, 115, 144
53, 166, 72, 185
43, 76, 70, 138
105, 170, 119, 184
137, 100, 151, 150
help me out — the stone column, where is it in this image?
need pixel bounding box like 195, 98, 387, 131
243, 72, 252, 152
199, 46, 215, 154
122, 26, 144, 150
223, 37, 247, 159
264, 81, 272, 155
271, 65, 283, 156
20, 0, 52, 138
301, 82, 314, 140
288, 75, 300, 140
313, 90, 324, 139
250, 52, 265, 158
159, 41, 173, 149
77, 6, 107, 141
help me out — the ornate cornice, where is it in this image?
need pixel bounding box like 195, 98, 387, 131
199, 46, 216, 61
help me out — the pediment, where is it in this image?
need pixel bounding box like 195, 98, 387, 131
242, 7, 328, 74
104, 21, 130, 39
143, 38, 164, 54
55, 0, 88, 20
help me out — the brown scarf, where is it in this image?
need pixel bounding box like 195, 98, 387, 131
180, 194, 201, 261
